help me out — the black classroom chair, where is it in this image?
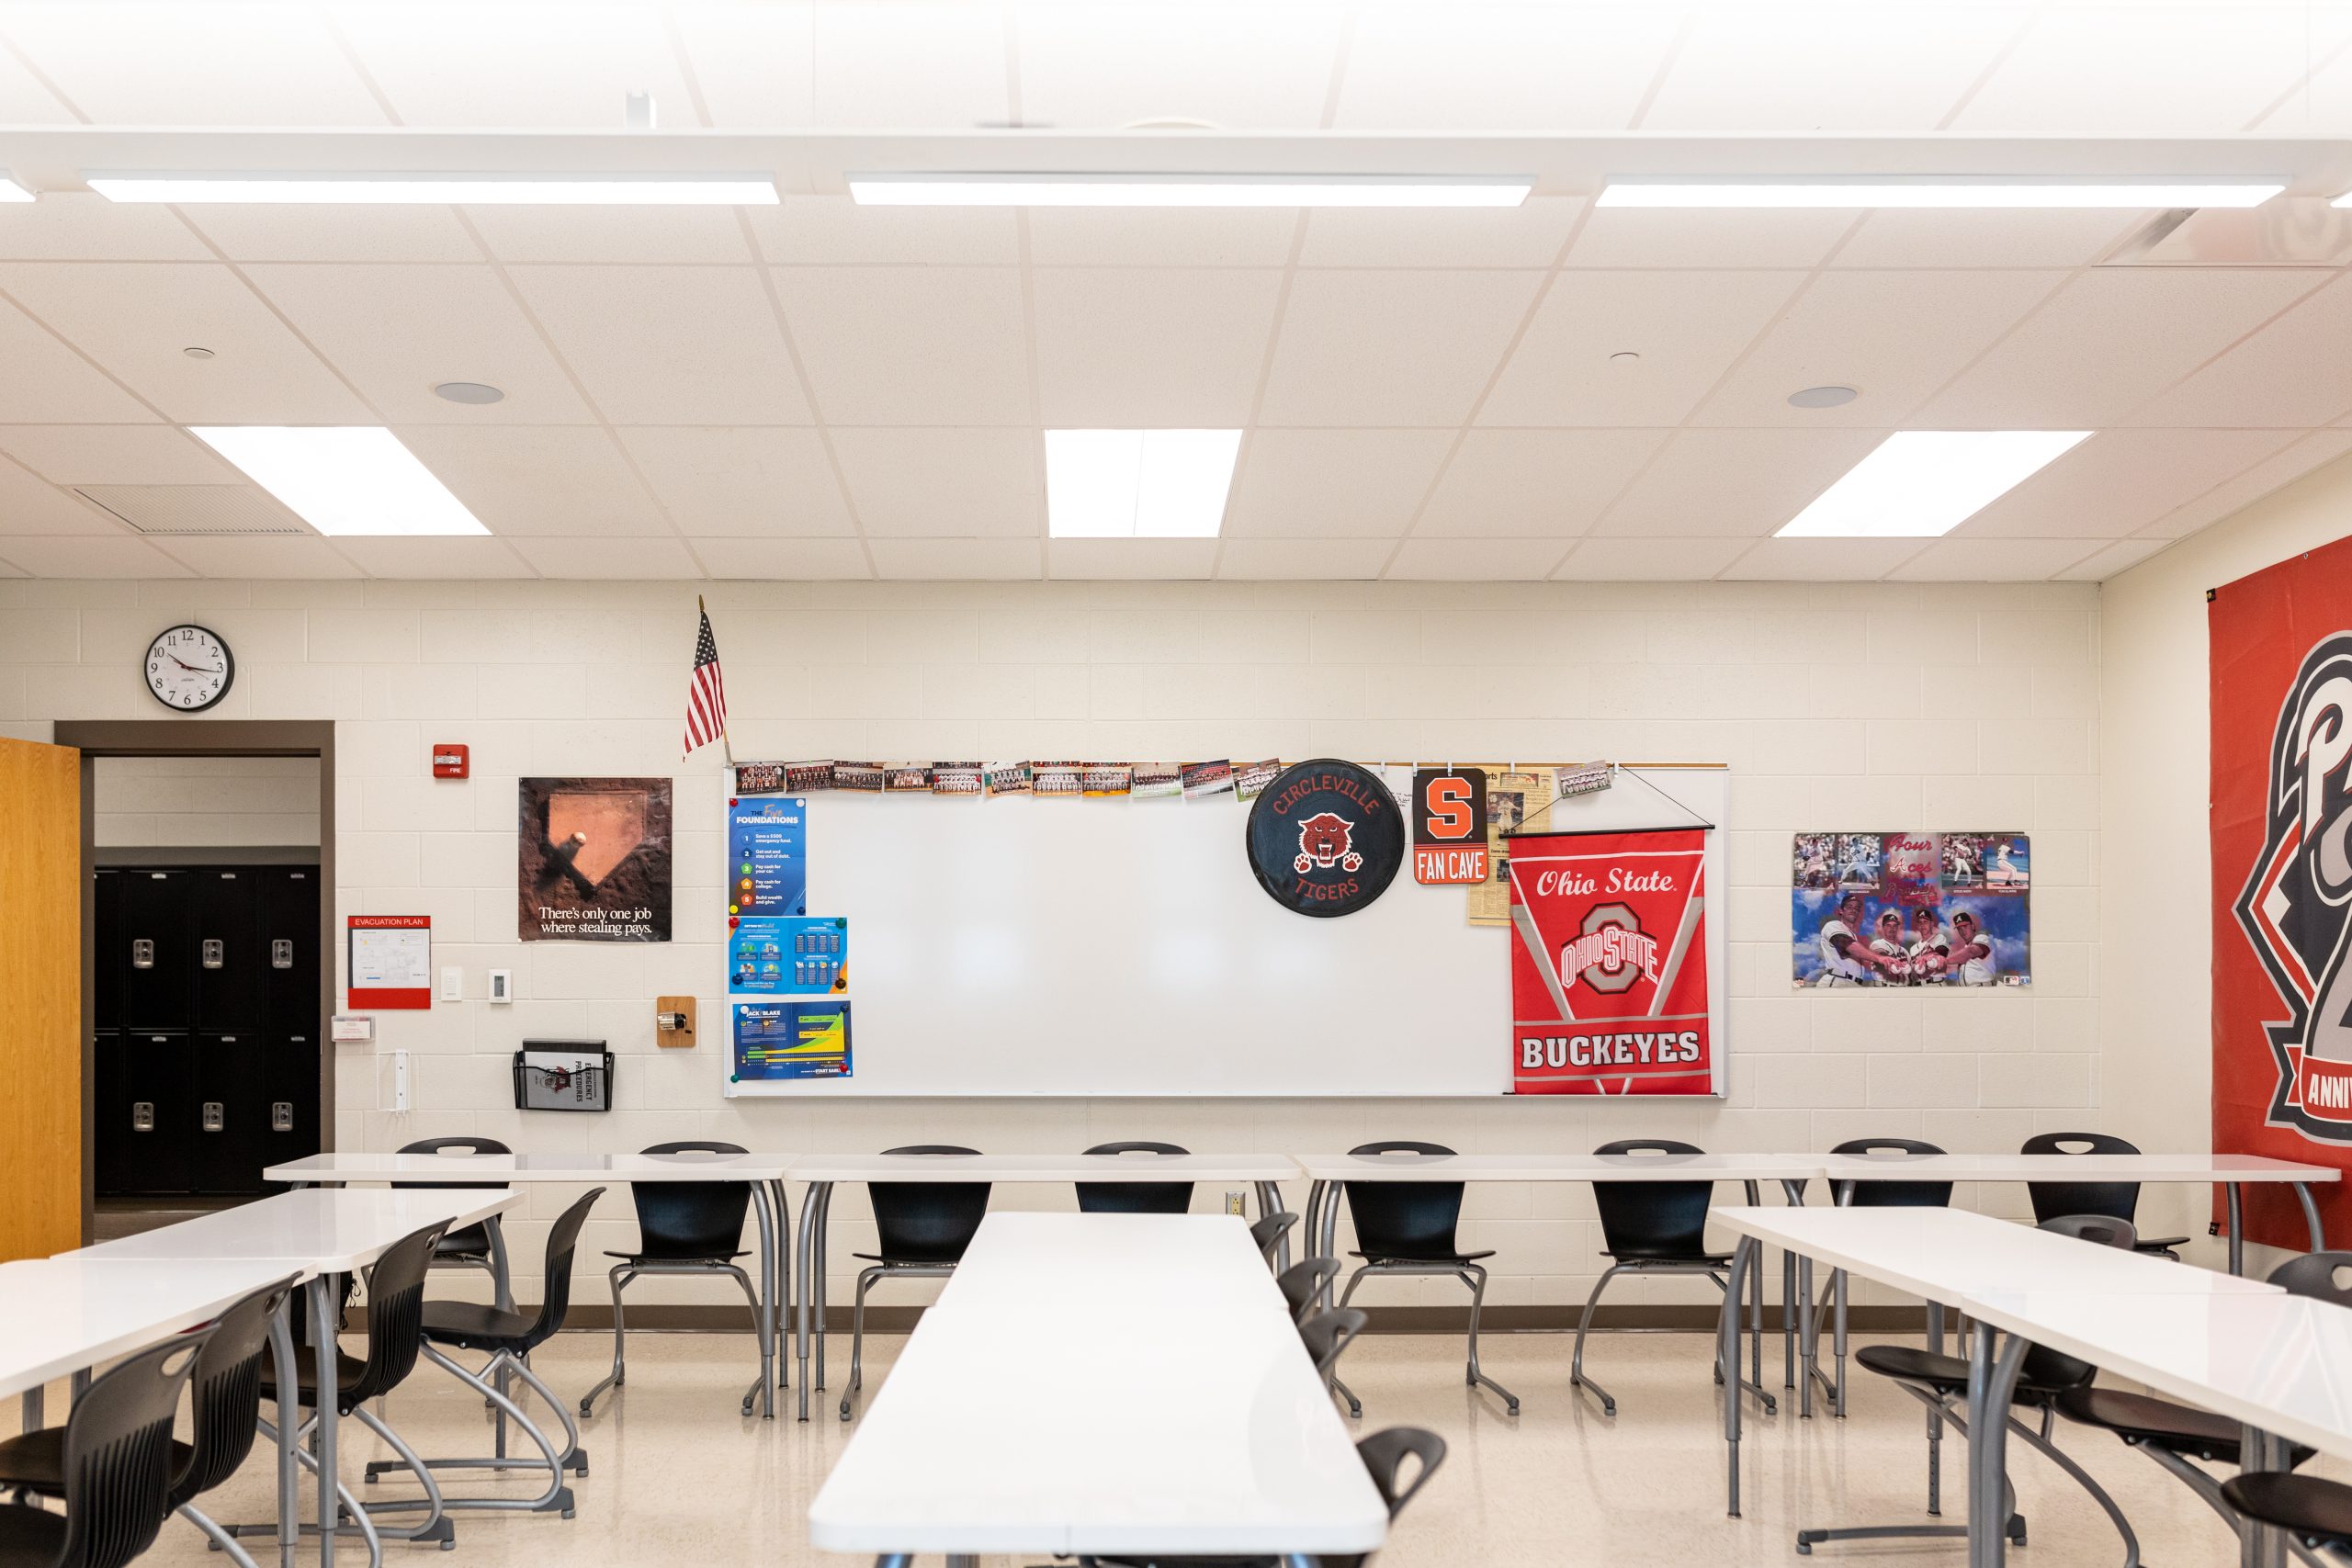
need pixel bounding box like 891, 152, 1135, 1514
1335, 1141, 1516, 1417
1795, 1214, 2144, 1564
2021, 1133, 2191, 1258
394, 1135, 514, 1282
1076, 1141, 1194, 1214
1820, 1137, 1956, 1416
1299, 1307, 1367, 1389
841, 1145, 990, 1422
0, 1336, 209, 1568
1250, 1212, 1298, 1264
581, 1142, 763, 1418
1277, 1258, 1345, 1324
2220, 1472, 2352, 1565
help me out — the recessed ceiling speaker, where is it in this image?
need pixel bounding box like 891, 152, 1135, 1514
1787, 385, 1860, 409
433, 381, 505, 404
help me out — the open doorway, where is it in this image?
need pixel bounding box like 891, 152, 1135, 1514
53, 723, 336, 1245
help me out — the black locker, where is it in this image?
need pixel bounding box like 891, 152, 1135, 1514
259, 869, 318, 1034
193, 871, 260, 1032
92, 1032, 134, 1194
264, 1032, 317, 1184
192, 1032, 268, 1194
120, 871, 194, 1033
94, 870, 124, 1032
117, 1032, 195, 1194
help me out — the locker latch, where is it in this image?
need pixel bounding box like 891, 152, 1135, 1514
131, 939, 154, 969
201, 1102, 224, 1134
201, 939, 224, 969
272, 1101, 294, 1133
272, 939, 293, 969
131, 1102, 154, 1133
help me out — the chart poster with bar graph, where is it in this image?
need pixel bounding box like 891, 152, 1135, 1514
1505, 827, 1713, 1095
729, 999, 853, 1088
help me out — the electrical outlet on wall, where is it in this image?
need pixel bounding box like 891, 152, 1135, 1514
1225, 1190, 1247, 1216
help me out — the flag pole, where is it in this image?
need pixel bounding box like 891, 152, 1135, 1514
699, 593, 736, 772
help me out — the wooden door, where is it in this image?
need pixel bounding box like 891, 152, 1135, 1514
0, 736, 81, 1259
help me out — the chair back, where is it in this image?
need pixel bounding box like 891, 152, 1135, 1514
632, 1141, 752, 1260
518, 1188, 606, 1349
1299, 1307, 1367, 1380
1250, 1212, 1298, 1261
59, 1335, 209, 1568
872, 1145, 990, 1265
173, 1275, 299, 1506
2269, 1249, 2352, 1305
342, 1221, 449, 1407
1592, 1139, 1714, 1260
1829, 1137, 1953, 1209
1277, 1258, 1344, 1322
1075, 1140, 1194, 1214
393, 1135, 512, 1257
2021, 1132, 2143, 1227
1343, 1141, 1466, 1262
1317, 1427, 1447, 1568
2020, 1214, 2135, 1388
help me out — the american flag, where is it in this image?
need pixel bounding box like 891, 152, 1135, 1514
683, 603, 729, 758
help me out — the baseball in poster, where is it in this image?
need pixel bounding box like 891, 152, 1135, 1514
517, 778, 673, 942
1791, 830, 2030, 987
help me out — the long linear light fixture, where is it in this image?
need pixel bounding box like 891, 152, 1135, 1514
190, 427, 489, 536
1600, 176, 2284, 209
1777, 431, 2090, 539
89, 173, 777, 205
850, 173, 1531, 208
0, 175, 29, 202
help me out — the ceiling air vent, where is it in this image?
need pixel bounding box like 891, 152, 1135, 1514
74, 484, 312, 536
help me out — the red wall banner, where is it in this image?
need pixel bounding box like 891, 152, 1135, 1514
1508, 827, 1712, 1095
2211, 535, 2352, 1248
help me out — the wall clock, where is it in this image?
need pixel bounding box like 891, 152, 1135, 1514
143, 624, 234, 712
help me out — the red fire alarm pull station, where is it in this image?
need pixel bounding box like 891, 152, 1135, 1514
432, 744, 469, 779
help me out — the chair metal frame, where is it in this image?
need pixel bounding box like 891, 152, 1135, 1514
840, 1145, 989, 1423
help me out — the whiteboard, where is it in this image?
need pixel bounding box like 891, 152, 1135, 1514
735, 766, 1726, 1099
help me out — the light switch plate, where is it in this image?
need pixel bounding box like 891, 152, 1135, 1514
439, 965, 463, 1003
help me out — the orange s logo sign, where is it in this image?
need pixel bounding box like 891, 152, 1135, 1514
1425, 777, 1474, 840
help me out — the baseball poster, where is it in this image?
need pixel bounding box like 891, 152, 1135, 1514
517, 778, 673, 942
2211, 535, 2352, 1248
1507, 827, 1713, 1095
1791, 831, 2030, 987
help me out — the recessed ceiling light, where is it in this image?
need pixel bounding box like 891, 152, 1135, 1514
1598, 177, 2284, 209
188, 426, 489, 536
181, 346, 215, 360
433, 381, 505, 405
1046, 430, 1242, 539
88, 174, 778, 206
849, 173, 1531, 209
1788, 385, 1859, 409
0, 175, 31, 203
1777, 431, 2089, 539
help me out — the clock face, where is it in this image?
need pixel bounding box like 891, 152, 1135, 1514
144, 624, 234, 713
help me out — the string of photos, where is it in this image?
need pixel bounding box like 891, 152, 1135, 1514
730, 757, 1618, 806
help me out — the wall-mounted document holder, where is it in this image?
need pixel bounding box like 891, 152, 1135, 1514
513, 1043, 612, 1112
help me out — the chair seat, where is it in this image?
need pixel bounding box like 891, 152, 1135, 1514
258, 1342, 371, 1408
2055, 1387, 2245, 1461
1351, 1248, 1497, 1266
0, 1427, 201, 1504
850, 1253, 961, 1268
2223, 1472, 2352, 1546
2133, 1237, 2190, 1254
1854, 1344, 2075, 1401
1601, 1247, 1733, 1265
0, 1500, 68, 1566
419, 1300, 537, 1352
604, 1248, 749, 1266
435, 1224, 494, 1260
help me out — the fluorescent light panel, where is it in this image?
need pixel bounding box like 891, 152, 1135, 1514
1046, 430, 1241, 539
1600, 177, 2283, 209
851, 173, 1530, 208
1777, 431, 2090, 539
189, 427, 489, 536
90, 174, 777, 205
0, 175, 29, 203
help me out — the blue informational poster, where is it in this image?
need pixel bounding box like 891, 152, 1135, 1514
729, 915, 849, 997
726, 795, 807, 919
731, 999, 852, 1082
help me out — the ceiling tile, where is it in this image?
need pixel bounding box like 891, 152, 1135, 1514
246, 264, 594, 423
1480, 270, 1806, 427
2, 1, 385, 124
1915, 268, 2331, 429
806, 0, 1010, 128
0, 194, 212, 262
775, 267, 1031, 425
1833, 209, 2146, 269
162, 536, 363, 579
1566, 209, 1856, 270
175, 206, 482, 265
1956, 428, 2299, 539
1553, 537, 1748, 581
616, 427, 854, 538
1642, 5, 2030, 130
1951, 4, 2320, 136
1015, 2, 1344, 130
0, 301, 154, 423
1720, 537, 1918, 581
507, 265, 812, 425
2127, 273, 2352, 427
464, 206, 755, 265
695, 537, 872, 580
1694, 270, 2066, 426
334, 536, 535, 579
867, 538, 1043, 580
0, 425, 235, 485
1385, 537, 1561, 580
508, 536, 704, 580
1221, 428, 1455, 538
750, 197, 1023, 266
1333, 2, 1679, 130
0, 262, 369, 423
395, 426, 669, 536
330, 1, 695, 127
828, 428, 1040, 537
2138, 428, 2352, 539
0, 28, 73, 120
1024, 209, 1297, 268
1299, 199, 1584, 269
1216, 537, 1389, 579
1888, 537, 2110, 582
1590, 428, 1885, 538
1046, 539, 1221, 580
2055, 538, 2169, 581
1032, 267, 1282, 426
0, 535, 191, 577
0, 458, 116, 535
1257, 269, 1542, 426
669, 1, 812, 127
1415, 428, 1668, 538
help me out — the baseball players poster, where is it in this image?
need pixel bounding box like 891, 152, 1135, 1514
2211, 534, 2352, 1248
1791, 831, 2030, 987
1508, 826, 1713, 1094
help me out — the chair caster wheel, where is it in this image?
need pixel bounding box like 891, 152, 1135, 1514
1602, 1401, 1617, 1416
438, 1540, 457, 1552
1506, 1399, 1521, 1416
561, 1509, 575, 1521
1795, 1544, 1811, 1556
1346, 1401, 1362, 1419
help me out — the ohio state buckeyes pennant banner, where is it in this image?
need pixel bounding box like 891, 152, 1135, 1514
1507, 826, 1711, 1095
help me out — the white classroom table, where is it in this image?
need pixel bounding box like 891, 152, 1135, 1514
1712, 1205, 2290, 1568
71, 1187, 519, 1568
0, 1254, 300, 1423
807, 1212, 1387, 1568
266, 1150, 797, 1419
1296, 1152, 1824, 1407
789, 1153, 1301, 1422
1819, 1152, 2339, 1273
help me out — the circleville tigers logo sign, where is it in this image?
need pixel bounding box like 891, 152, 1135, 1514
1245, 760, 1403, 918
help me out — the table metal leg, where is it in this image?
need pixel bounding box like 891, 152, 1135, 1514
1256, 1181, 1289, 1270
1306, 1179, 1337, 1310
311, 1276, 341, 1568
1833, 1268, 1849, 1417
744, 1182, 777, 1418
2294, 1181, 2326, 1253
796, 1182, 825, 1421
1780, 1179, 1807, 1390
1927, 1302, 1946, 1516
18, 1384, 40, 1434
487, 1216, 514, 1459
1966, 1326, 2030, 1568
1798, 1256, 1816, 1418
2228, 1183, 2245, 1276
2241, 1424, 2290, 1568
771, 1180, 792, 1392
1722, 1235, 1754, 1517
814, 1181, 834, 1393
270, 1295, 300, 1568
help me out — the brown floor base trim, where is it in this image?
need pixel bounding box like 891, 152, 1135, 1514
548, 1303, 1933, 1334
